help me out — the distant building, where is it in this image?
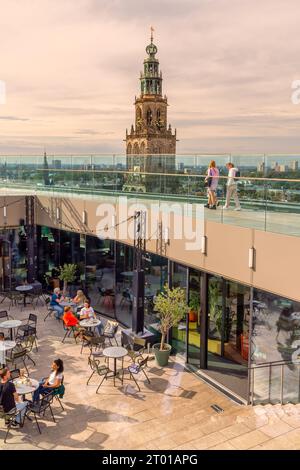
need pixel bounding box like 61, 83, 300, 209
279, 164, 287, 173
257, 162, 265, 173
271, 162, 280, 172
290, 160, 299, 171
53, 159, 62, 169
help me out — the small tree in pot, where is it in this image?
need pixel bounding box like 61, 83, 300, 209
153, 285, 189, 366
58, 263, 77, 295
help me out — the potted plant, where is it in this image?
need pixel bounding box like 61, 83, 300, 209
188, 292, 200, 322
58, 263, 78, 295
208, 282, 222, 338
153, 285, 189, 367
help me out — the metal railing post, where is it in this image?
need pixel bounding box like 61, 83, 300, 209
298, 365, 300, 403
280, 364, 284, 405
251, 367, 255, 405
269, 364, 272, 402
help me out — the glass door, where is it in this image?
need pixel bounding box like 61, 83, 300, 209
207, 275, 250, 399
187, 268, 201, 368
171, 263, 188, 356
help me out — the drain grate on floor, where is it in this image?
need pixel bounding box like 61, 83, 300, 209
211, 404, 224, 413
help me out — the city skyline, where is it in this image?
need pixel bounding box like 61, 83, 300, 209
1, 0, 300, 154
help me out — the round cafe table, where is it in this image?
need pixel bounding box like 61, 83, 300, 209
0, 340, 15, 366
60, 301, 77, 313
102, 346, 128, 386
80, 318, 101, 327
80, 318, 101, 333
13, 377, 39, 400
0, 319, 22, 340
16, 285, 33, 308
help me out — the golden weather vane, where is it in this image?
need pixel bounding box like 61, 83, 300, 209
150, 26, 154, 43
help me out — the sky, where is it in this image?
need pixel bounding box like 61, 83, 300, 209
1, 0, 300, 155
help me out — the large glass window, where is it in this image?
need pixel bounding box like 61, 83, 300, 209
251, 290, 300, 404
143, 253, 168, 328
187, 268, 201, 368
115, 243, 134, 327
171, 263, 188, 356
207, 276, 250, 399
86, 235, 115, 319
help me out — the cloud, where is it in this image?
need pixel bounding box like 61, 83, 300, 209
1, 0, 300, 153
0, 115, 29, 121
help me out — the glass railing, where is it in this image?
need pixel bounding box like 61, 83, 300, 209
249, 360, 300, 405
0, 153, 300, 236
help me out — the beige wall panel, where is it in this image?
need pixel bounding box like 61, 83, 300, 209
204, 221, 253, 285
0, 196, 26, 227
253, 230, 300, 302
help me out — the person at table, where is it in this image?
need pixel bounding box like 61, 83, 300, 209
50, 287, 64, 319
0, 367, 28, 426
32, 359, 64, 403
80, 301, 102, 335
62, 306, 85, 337
73, 290, 88, 307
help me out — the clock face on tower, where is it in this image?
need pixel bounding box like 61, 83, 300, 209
146, 44, 157, 55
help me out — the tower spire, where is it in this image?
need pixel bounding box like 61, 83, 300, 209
150, 26, 154, 43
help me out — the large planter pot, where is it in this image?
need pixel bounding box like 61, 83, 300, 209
153, 343, 172, 367
189, 310, 197, 322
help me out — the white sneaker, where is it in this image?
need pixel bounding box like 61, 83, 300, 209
222, 206, 229, 210
234, 207, 241, 211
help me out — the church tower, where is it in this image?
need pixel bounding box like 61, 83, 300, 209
125, 29, 176, 175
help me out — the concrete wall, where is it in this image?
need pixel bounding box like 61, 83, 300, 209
0, 196, 26, 227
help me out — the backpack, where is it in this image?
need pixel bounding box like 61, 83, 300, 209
234, 169, 240, 181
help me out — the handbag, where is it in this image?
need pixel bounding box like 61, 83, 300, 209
204, 176, 212, 188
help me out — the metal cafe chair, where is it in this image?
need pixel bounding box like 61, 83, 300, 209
8, 369, 21, 382
6, 347, 30, 375
0, 310, 14, 321
0, 405, 26, 443
26, 391, 56, 434
87, 355, 110, 393
44, 297, 56, 321
17, 313, 37, 337
62, 325, 79, 344
124, 356, 151, 392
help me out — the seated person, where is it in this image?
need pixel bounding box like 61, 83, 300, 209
80, 301, 102, 335
50, 287, 64, 319
73, 290, 88, 310
32, 359, 64, 403
62, 306, 84, 337
0, 367, 28, 426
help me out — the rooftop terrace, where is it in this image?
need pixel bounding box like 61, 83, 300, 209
1, 302, 300, 450
0, 154, 300, 237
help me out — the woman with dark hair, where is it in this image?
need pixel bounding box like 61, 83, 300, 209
32, 359, 64, 402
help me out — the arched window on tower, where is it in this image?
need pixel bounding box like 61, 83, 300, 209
140, 142, 146, 155
127, 143, 132, 155
136, 107, 142, 130
133, 143, 139, 155
147, 109, 153, 125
